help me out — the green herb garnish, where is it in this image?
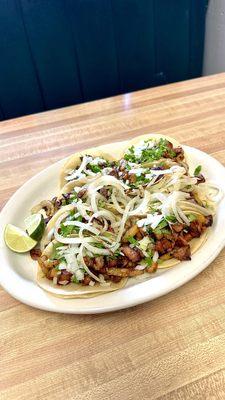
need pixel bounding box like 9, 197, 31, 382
71, 275, 79, 284
92, 242, 105, 249
98, 199, 106, 208
89, 164, 102, 173
109, 249, 122, 259
154, 218, 170, 235
127, 236, 139, 246
166, 215, 177, 223
67, 192, 78, 204
144, 250, 153, 267
60, 224, 77, 236
60, 214, 82, 236
124, 139, 176, 164
187, 213, 197, 222
194, 165, 202, 176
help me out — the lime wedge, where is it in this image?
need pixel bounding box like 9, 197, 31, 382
4, 224, 37, 253
24, 213, 45, 241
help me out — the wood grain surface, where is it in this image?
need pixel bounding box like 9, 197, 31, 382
1, 73, 225, 400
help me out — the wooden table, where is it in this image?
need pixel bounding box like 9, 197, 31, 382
1, 73, 225, 400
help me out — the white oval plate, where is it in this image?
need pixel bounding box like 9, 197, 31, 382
0, 144, 225, 314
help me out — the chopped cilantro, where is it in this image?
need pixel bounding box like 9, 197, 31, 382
144, 250, 153, 267
129, 174, 150, 188
124, 139, 176, 164
109, 249, 121, 259
104, 231, 114, 238
124, 146, 137, 163
157, 219, 168, 229
104, 160, 111, 167
60, 224, 77, 237
69, 209, 75, 218
154, 219, 170, 235
98, 199, 106, 208
92, 242, 105, 249
154, 228, 170, 235
127, 236, 138, 246
146, 226, 153, 235
71, 275, 79, 284
89, 164, 102, 173
136, 175, 150, 184
67, 212, 82, 222
60, 214, 82, 236
67, 192, 78, 204
187, 213, 197, 222
149, 206, 158, 213
145, 257, 153, 267
166, 215, 177, 223
194, 165, 202, 176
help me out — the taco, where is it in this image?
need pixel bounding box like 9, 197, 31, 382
123, 133, 189, 168
60, 148, 116, 189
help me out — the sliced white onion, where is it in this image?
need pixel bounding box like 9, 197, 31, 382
83, 167, 97, 177
63, 220, 100, 235
177, 207, 190, 225
57, 245, 80, 256
111, 192, 126, 214
90, 210, 116, 224
64, 252, 79, 274
129, 168, 147, 176
76, 200, 91, 221
137, 213, 163, 229
47, 228, 54, 242
129, 191, 151, 216
146, 174, 162, 187
180, 201, 212, 216
83, 242, 111, 256
66, 155, 93, 181
153, 251, 159, 263
54, 234, 94, 245
75, 269, 84, 281
196, 183, 223, 204
171, 197, 184, 224
135, 264, 146, 271
88, 175, 129, 195
115, 198, 135, 244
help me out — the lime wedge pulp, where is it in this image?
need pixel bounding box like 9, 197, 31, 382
24, 213, 45, 241
4, 224, 37, 253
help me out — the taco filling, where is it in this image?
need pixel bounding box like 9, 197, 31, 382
28, 135, 221, 296
65, 155, 112, 182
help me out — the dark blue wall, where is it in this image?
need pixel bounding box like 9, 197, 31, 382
0, 0, 208, 120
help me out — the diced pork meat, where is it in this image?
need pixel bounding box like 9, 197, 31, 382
154, 238, 175, 255
93, 256, 104, 271
172, 246, 191, 261
172, 223, 185, 233
121, 245, 143, 262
